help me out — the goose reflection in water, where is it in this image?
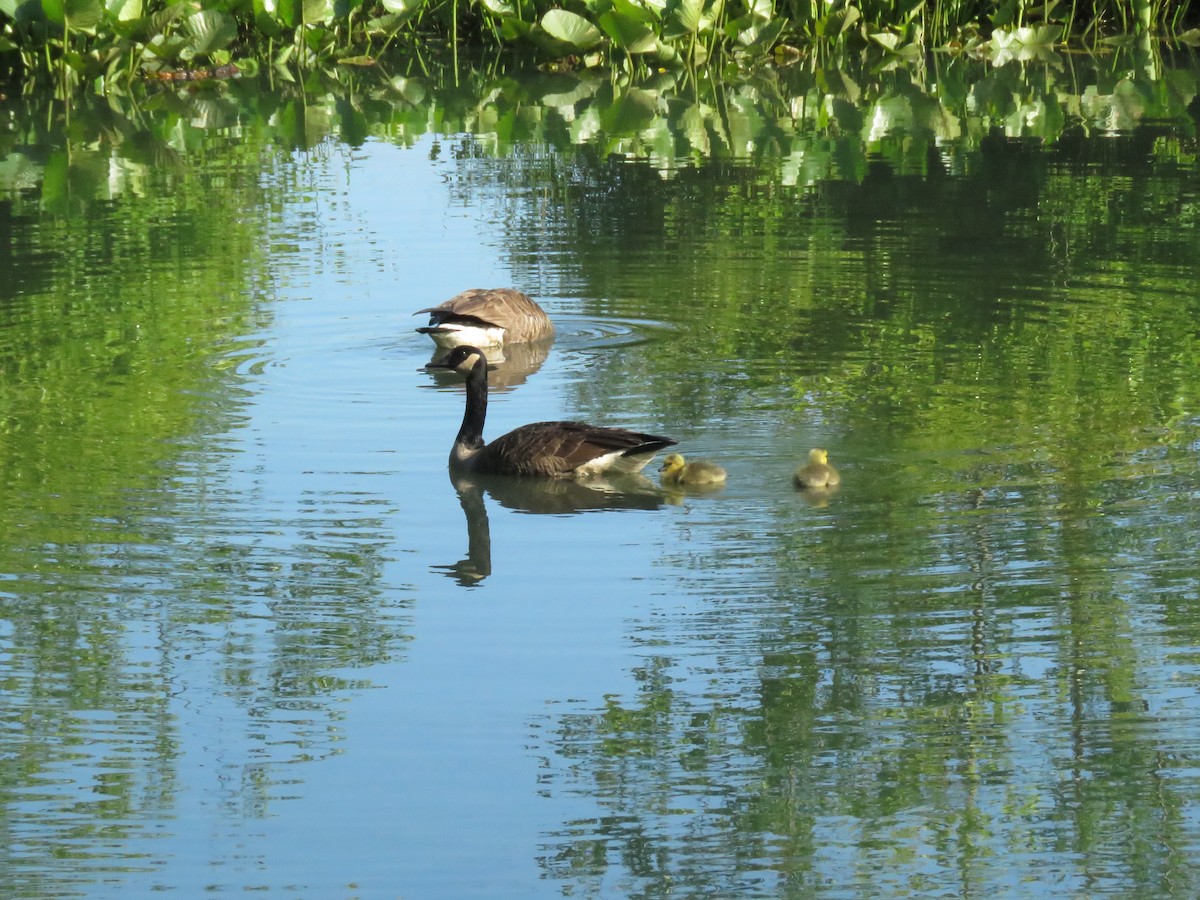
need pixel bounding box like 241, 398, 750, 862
423, 338, 552, 393
433, 470, 667, 586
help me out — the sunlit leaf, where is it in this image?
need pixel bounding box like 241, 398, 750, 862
745, 0, 771, 22
104, 0, 139, 22
478, 0, 515, 17
255, 0, 297, 28
380, 0, 418, 14
870, 31, 900, 51
836, 4, 860, 34
540, 9, 603, 50
302, 0, 334, 23
666, 0, 703, 34
253, 1, 285, 35
816, 4, 859, 38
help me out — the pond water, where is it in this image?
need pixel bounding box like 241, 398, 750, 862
3, 47, 1200, 897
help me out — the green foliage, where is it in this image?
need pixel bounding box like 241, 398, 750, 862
1, 0, 1198, 88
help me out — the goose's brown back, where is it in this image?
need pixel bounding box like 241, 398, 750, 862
473, 421, 674, 477
416, 288, 553, 344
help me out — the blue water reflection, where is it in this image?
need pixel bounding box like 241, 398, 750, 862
4, 57, 1200, 897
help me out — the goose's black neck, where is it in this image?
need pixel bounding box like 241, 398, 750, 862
456, 353, 488, 451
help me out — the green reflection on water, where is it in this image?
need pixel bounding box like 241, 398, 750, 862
2, 45, 1200, 897
0, 93, 408, 890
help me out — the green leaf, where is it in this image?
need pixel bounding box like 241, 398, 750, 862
185, 9, 237, 55
43, 0, 102, 30
478, 0, 515, 16
302, 0, 334, 24
667, 0, 703, 34
2, 0, 43, 20
66, 0, 101, 29
142, 32, 189, 60
734, 15, 783, 50
380, 0, 417, 14
254, 0, 296, 28
253, 1, 285, 35
610, 0, 656, 24
870, 31, 899, 51
41, 0, 64, 25
104, 0, 139, 22
499, 16, 531, 39
366, 11, 410, 33
745, 0, 771, 22
540, 9, 603, 49
40, 150, 71, 216
599, 86, 658, 133
835, 3, 860, 35
598, 10, 657, 53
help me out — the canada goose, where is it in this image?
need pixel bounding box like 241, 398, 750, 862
793, 448, 840, 489
429, 345, 676, 478
415, 288, 554, 349
659, 453, 727, 487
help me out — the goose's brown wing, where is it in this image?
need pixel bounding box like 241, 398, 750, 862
478, 421, 675, 477
415, 288, 553, 342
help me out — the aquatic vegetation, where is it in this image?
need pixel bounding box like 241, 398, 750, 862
1, 0, 1197, 90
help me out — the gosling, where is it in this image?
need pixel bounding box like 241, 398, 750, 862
659, 453, 727, 487
793, 448, 840, 489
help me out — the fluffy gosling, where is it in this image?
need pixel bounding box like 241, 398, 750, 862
793, 448, 840, 489
659, 453, 727, 487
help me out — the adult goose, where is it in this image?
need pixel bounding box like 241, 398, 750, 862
429, 345, 676, 478
793, 448, 841, 489
415, 288, 554, 349
659, 453, 727, 487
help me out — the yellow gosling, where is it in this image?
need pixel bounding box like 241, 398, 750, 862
793, 448, 840, 489
659, 453, 727, 487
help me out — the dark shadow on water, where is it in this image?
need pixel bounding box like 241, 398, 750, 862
433, 469, 668, 586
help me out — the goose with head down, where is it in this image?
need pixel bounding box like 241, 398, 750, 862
428, 345, 676, 478
415, 288, 554, 349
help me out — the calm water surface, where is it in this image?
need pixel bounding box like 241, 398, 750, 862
3, 53, 1200, 897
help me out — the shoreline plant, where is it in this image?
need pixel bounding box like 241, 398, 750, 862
1, 0, 1198, 92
